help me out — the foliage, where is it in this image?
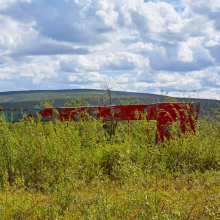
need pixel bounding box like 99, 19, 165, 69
1, 107, 220, 218
120, 97, 143, 105
34, 99, 54, 109
64, 96, 89, 107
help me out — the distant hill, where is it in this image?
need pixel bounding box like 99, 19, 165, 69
0, 89, 219, 114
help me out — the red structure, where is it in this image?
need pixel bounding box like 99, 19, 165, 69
0, 102, 200, 142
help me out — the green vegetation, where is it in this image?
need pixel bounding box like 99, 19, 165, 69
1, 106, 220, 219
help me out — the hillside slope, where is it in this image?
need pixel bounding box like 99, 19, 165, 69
0, 89, 219, 113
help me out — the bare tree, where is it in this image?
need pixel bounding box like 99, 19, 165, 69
103, 81, 120, 106
89, 81, 120, 106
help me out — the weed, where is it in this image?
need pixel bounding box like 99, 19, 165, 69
0, 107, 220, 219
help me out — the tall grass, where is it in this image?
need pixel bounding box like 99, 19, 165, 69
0, 111, 220, 219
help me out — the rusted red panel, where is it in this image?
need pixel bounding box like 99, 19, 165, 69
155, 102, 200, 142
58, 104, 159, 121
0, 102, 200, 142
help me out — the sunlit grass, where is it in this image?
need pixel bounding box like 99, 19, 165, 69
0, 113, 220, 219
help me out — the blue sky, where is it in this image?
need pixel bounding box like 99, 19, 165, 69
0, 0, 220, 99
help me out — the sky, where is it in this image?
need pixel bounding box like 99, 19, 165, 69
0, 0, 220, 99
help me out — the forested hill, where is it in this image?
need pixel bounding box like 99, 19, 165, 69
0, 89, 219, 114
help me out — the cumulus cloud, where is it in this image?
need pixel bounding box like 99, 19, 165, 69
0, 0, 220, 99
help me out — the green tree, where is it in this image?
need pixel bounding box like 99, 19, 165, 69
64, 97, 88, 107
34, 99, 54, 109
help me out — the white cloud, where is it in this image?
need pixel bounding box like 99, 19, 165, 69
178, 42, 193, 62
95, 0, 118, 27
182, 0, 220, 13
0, 0, 220, 98
128, 42, 153, 52
116, 73, 135, 84
0, 0, 32, 11
69, 71, 108, 85
205, 40, 220, 47
0, 67, 15, 80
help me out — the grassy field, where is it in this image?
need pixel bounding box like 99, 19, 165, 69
0, 109, 220, 219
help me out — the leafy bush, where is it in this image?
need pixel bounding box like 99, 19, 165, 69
1, 108, 220, 218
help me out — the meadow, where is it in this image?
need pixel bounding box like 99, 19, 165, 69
0, 106, 220, 219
